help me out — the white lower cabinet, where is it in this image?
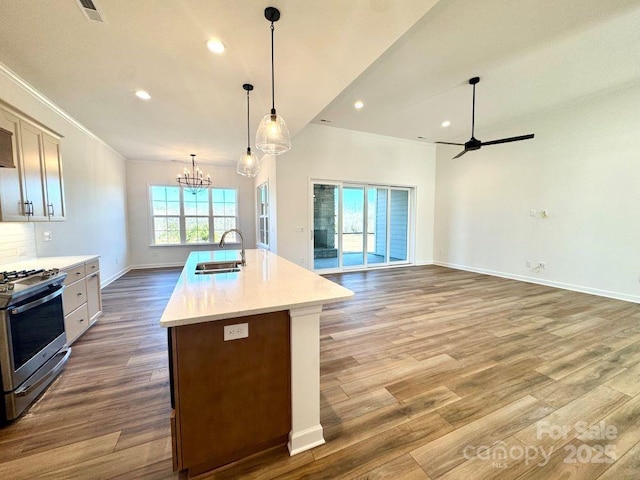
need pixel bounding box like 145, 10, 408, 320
62, 258, 102, 344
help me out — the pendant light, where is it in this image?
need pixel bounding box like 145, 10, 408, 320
237, 84, 261, 177
255, 6, 291, 155
176, 154, 212, 195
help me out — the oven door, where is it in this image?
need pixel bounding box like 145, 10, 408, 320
0, 284, 66, 392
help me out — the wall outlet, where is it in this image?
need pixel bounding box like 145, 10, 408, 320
224, 323, 249, 341
295, 226, 304, 233
43, 231, 52, 242
538, 262, 546, 270
529, 209, 536, 217
526, 260, 532, 267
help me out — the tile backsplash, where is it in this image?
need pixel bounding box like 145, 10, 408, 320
0, 223, 37, 265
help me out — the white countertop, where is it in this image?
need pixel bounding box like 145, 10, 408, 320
0, 255, 99, 272
160, 249, 354, 327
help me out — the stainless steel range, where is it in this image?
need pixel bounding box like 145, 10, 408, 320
0, 268, 70, 422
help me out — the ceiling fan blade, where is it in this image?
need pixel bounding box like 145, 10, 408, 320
452, 149, 468, 159
435, 141, 465, 146
481, 134, 535, 146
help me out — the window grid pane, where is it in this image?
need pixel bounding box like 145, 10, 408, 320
150, 186, 237, 246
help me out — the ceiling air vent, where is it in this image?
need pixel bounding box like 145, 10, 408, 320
75, 0, 104, 22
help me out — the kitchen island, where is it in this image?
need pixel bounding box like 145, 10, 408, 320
160, 249, 353, 476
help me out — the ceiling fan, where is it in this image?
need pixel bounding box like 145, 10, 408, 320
436, 77, 534, 159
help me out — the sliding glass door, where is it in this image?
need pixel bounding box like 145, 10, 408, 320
342, 186, 365, 267
313, 183, 340, 270
313, 181, 412, 272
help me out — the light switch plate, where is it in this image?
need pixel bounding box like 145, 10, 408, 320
224, 323, 249, 341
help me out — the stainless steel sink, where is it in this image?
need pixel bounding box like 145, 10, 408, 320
194, 260, 242, 275
195, 267, 241, 275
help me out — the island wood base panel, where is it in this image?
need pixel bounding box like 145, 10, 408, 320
170, 311, 291, 476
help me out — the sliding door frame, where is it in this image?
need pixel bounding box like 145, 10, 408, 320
310, 179, 415, 273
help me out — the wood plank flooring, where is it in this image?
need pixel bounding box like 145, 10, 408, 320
1, 265, 640, 479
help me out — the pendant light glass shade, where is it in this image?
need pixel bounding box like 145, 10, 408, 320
237, 83, 261, 177
256, 113, 290, 155
237, 149, 260, 177
256, 7, 291, 156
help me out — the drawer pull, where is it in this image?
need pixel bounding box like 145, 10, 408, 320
76, 272, 82, 275
77, 292, 83, 296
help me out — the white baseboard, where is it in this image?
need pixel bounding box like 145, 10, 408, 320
128, 262, 184, 270
288, 425, 325, 456
433, 261, 640, 304
101, 266, 130, 288
414, 260, 434, 266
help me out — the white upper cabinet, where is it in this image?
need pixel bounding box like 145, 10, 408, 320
0, 109, 24, 220
42, 132, 65, 221
19, 120, 49, 221
0, 104, 65, 222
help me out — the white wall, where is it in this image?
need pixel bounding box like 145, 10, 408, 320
275, 124, 436, 268
126, 161, 257, 268
0, 64, 128, 285
434, 82, 640, 302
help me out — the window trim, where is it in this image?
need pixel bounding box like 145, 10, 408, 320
148, 185, 239, 247
256, 181, 269, 248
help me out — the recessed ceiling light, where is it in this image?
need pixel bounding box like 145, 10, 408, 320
441, 120, 451, 127
354, 100, 364, 110
206, 39, 225, 54
135, 90, 151, 100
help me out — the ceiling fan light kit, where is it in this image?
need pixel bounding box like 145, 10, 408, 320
436, 77, 535, 159
255, 6, 291, 156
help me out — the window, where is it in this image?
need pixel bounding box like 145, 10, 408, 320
150, 186, 238, 245
212, 189, 237, 242
257, 182, 269, 247
151, 186, 181, 244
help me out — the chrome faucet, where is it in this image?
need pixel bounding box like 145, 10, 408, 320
219, 229, 246, 266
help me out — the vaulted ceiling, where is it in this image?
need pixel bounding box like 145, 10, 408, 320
1, 0, 639, 165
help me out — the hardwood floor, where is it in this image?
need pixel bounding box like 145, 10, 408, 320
2, 265, 640, 479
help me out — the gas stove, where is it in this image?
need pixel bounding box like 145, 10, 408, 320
0, 268, 67, 306
0, 266, 70, 422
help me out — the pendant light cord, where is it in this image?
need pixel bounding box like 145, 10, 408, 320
270, 22, 276, 113
247, 89, 251, 150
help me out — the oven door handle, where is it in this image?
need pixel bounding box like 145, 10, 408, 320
9, 285, 64, 315
14, 347, 71, 397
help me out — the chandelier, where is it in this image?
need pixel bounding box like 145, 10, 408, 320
176, 154, 211, 195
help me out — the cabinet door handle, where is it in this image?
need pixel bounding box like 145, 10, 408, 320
29, 201, 34, 216
77, 292, 83, 296
24, 201, 32, 216
89, 273, 99, 279
48, 203, 54, 216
